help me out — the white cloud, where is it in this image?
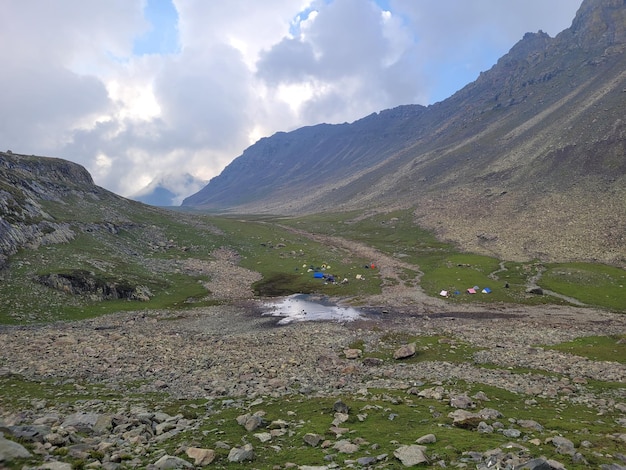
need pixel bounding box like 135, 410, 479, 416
0, 0, 582, 201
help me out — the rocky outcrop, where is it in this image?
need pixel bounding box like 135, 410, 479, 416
0, 151, 112, 268
36, 270, 153, 301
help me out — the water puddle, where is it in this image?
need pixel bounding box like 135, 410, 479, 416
261, 294, 366, 325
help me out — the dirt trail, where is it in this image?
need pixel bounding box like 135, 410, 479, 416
278, 225, 445, 309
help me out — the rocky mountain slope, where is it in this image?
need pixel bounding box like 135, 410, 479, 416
0, 151, 104, 268
183, 0, 626, 264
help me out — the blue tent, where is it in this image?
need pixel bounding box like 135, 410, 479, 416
313, 272, 324, 279
482, 287, 492, 294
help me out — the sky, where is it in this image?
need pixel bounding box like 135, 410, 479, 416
0, 0, 582, 204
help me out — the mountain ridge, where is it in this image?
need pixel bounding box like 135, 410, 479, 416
182, 0, 626, 264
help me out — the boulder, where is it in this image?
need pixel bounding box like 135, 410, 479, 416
394, 444, 428, 466
393, 343, 416, 360
416, 433, 436, 444
344, 348, 362, 359
333, 399, 350, 414
0, 434, 31, 462
228, 443, 255, 462
186, 447, 215, 466
303, 433, 323, 447
153, 454, 193, 469
61, 412, 99, 434
333, 439, 359, 454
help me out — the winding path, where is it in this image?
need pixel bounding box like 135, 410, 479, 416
276, 224, 446, 309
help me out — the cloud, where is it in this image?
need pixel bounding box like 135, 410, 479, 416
0, 0, 582, 201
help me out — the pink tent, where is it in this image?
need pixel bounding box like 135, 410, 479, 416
467, 288, 477, 294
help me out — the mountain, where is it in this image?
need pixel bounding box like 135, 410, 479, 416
0, 151, 105, 268
183, 0, 626, 264
130, 172, 207, 207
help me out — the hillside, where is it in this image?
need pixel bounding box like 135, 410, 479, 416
183, 0, 626, 264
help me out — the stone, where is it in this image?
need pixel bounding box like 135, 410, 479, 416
236, 413, 265, 432
551, 436, 575, 455
344, 348, 362, 359
417, 386, 445, 400
450, 394, 475, 409
333, 439, 359, 454
303, 433, 323, 447
394, 444, 428, 466
153, 454, 193, 469
186, 447, 215, 466
518, 419, 544, 431
448, 409, 482, 428
61, 412, 99, 434
254, 432, 272, 442
393, 343, 416, 360
362, 357, 383, 366
228, 443, 255, 462
503, 428, 521, 438
416, 433, 436, 444
93, 414, 114, 435
357, 456, 377, 465
45, 432, 67, 446
0, 434, 31, 462
5, 424, 51, 443
332, 412, 349, 425
516, 457, 567, 469
37, 462, 73, 470
477, 421, 494, 433
333, 399, 350, 414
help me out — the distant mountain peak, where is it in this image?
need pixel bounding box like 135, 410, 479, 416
131, 172, 207, 207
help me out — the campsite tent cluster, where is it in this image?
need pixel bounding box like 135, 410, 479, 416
440, 286, 492, 297
304, 262, 377, 284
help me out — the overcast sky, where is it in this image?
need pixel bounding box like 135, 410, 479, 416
0, 0, 582, 203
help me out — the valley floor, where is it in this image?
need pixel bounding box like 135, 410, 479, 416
1, 234, 625, 469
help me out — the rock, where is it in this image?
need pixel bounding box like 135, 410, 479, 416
303, 433, 323, 447
393, 343, 416, 360
551, 436, 575, 455
478, 408, 503, 420
153, 454, 193, 469
36, 462, 73, 470
448, 409, 482, 428
477, 421, 494, 433
450, 394, 475, 409
6, 424, 50, 442
503, 428, 521, 438
394, 444, 428, 466
93, 414, 113, 435
254, 432, 272, 442
333, 439, 359, 454
516, 457, 567, 469
416, 433, 436, 444
186, 447, 215, 466
344, 348, 362, 359
236, 413, 265, 432
332, 412, 349, 426
61, 412, 99, 434
518, 419, 544, 431
333, 399, 350, 414
417, 386, 445, 400
362, 357, 383, 366
44, 432, 67, 446
357, 456, 377, 465
228, 443, 255, 462
0, 434, 31, 462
